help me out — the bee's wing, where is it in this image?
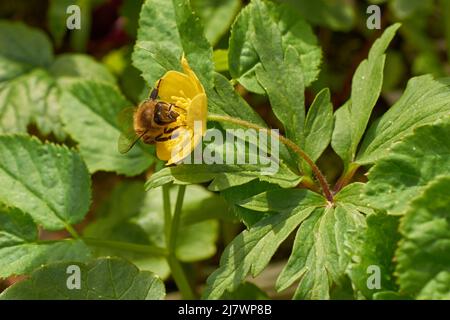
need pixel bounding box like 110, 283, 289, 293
117, 107, 144, 154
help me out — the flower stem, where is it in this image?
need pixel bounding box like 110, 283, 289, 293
169, 185, 186, 251
333, 163, 360, 193
65, 224, 80, 239
163, 184, 196, 299
207, 114, 334, 202
163, 185, 172, 242
83, 238, 167, 256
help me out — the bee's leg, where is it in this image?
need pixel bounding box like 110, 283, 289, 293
171, 105, 187, 114
154, 133, 172, 142
167, 108, 180, 121
156, 125, 189, 141
149, 79, 162, 100
164, 126, 180, 134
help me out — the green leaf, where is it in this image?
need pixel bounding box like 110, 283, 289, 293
271, 183, 366, 299
277, 205, 365, 299
334, 183, 374, 216
60, 80, 155, 176
373, 291, 410, 300
206, 76, 301, 186
0, 21, 115, 140
256, 46, 305, 148
0, 135, 91, 230
221, 282, 269, 300
274, 0, 355, 31
24, 70, 64, 139
396, 177, 450, 299
0, 21, 54, 136
348, 213, 400, 299
132, 0, 213, 90
144, 185, 221, 263
0, 257, 165, 300
83, 181, 169, 279
50, 54, 116, 84
238, 188, 325, 213
156, 108, 297, 179
0, 21, 53, 68
84, 182, 223, 277
365, 120, 450, 215
0, 206, 92, 278
202, 205, 317, 299
204, 183, 370, 299
0, 72, 35, 134
229, 0, 321, 94
303, 88, 334, 162
191, 0, 241, 46
221, 180, 281, 227
332, 24, 400, 165
176, 219, 219, 262
357, 76, 450, 164
145, 161, 301, 192
43, 55, 115, 139
208, 73, 265, 125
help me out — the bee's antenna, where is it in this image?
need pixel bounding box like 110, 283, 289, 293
149, 79, 162, 100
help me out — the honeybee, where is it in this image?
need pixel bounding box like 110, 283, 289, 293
118, 80, 185, 154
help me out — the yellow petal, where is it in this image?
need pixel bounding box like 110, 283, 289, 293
181, 55, 204, 94
153, 55, 208, 165
186, 93, 207, 135
157, 70, 198, 102
156, 129, 193, 165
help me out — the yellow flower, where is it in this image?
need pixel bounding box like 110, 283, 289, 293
155, 55, 207, 165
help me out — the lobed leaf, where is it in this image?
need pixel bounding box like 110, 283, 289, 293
396, 177, 450, 299
256, 46, 305, 150
203, 206, 318, 299
0, 20, 115, 139
273, 0, 355, 31
0, 257, 165, 300
277, 205, 365, 299
229, 0, 321, 94
146, 162, 301, 192
303, 88, 334, 162
204, 183, 368, 299
84, 182, 224, 278
365, 120, 450, 215
357, 76, 450, 164
191, 0, 241, 46
0, 206, 92, 278
348, 212, 401, 299
332, 24, 400, 166
0, 21, 53, 69
132, 0, 214, 90
0, 135, 91, 230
